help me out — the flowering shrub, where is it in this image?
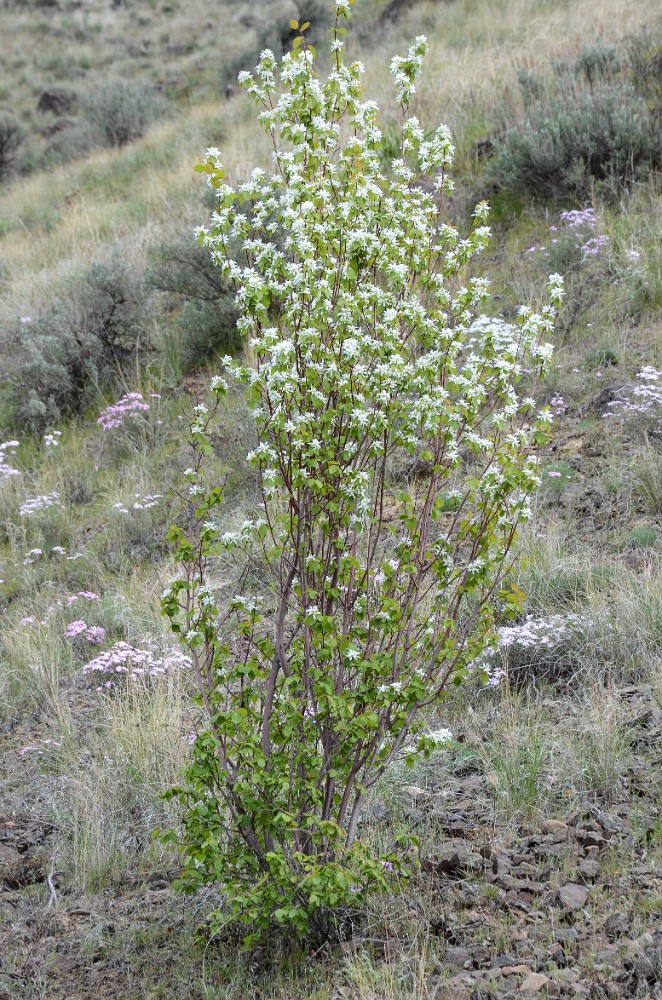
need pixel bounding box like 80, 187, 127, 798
162, 3, 561, 945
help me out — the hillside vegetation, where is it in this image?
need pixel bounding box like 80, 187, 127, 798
1, 1, 661, 998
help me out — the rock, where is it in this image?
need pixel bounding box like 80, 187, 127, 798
483, 967, 503, 981
554, 968, 580, 984
498, 874, 545, 894
401, 785, 431, 800
501, 965, 533, 975
634, 953, 660, 983
37, 87, 74, 115
557, 883, 587, 910
542, 819, 568, 836
472, 945, 492, 966
574, 829, 605, 849
403, 806, 425, 825
521, 972, 550, 992
481, 845, 512, 876
635, 932, 655, 951
423, 841, 485, 878
555, 927, 579, 945
50, 955, 81, 975
546, 943, 567, 966
443, 946, 472, 971
604, 912, 631, 941
577, 857, 600, 881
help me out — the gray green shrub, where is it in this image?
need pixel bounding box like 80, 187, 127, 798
0, 111, 24, 179
3, 251, 151, 431
81, 80, 166, 148
147, 232, 240, 371
490, 50, 662, 201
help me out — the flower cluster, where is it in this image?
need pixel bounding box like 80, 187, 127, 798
527, 206, 609, 259
44, 431, 62, 448
19, 592, 101, 628
23, 546, 83, 566
549, 394, 567, 415
476, 611, 606, 685
65, 620, 106, 644
112, 493, 163, 513
0, 440, 20, 481
558, 207, 596, 228
581, 234, 610, 256
19, 492, 62, 517
496, 612, 595, 648
81, 641, 192, 686
97, 392, 158, 431
426, 728, 454, 747
17, 738, 62, 757
604, 367, 662, 428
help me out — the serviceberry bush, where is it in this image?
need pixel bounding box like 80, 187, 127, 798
161, 0, 563, 946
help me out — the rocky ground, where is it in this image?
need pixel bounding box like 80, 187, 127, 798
2, 680, 660, 999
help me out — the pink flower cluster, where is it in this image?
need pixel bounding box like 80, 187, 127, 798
17, 738, 62, 757
81, 641, 192, 687
496, 612, 596, 649
475, 612, 607, 686
98, 392, 150, 431
558, 207, 596, 228
549, 394, 567, 416
0, 440, 20, 481
65, 620, 106, 644
581, 234, 610, 256
526, 206, 610, 259
66, 591, 101, 605
604, 367, 662, 424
